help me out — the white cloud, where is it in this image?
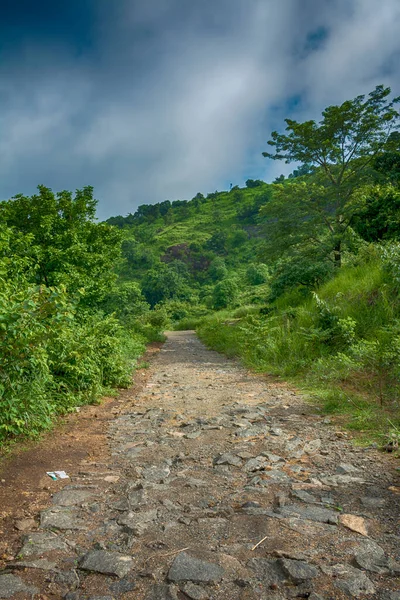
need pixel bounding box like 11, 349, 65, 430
0, 0, 399, 218
297, 0, 400, 112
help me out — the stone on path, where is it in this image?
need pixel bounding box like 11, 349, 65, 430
262, 452, 285, 463
279, 558, 319, 583
336, 462, 359, 474
278, 504, 339, 524
14, 518, 36, 531
354, 543, 391, 574
320, 474, 365, 486
168, 552, 224, 584
270, 427, 283, 436
109, 577, 136, 594
213, 453, 242, 467
79, 550, 134, 578
244, 457, 266, 472
127, 486, 147, 509
339, 514, 368, 536
184, 431, 202, 439
118, 509, 158, 536
11, 558, 57, 570
247, 558, 287, 586
322, 564, 375, 597
142, 465, 171, 482
303, 439, 322, 454
19, 531, 68, 557
40, 507, 87, 530
291, 489, 317, 504
360, 496, 385, 508
0, 573, 38, 598
52, 488, 96, 506
236, 425, 269, 438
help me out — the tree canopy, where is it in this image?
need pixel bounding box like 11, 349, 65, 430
262, 85, 400, 266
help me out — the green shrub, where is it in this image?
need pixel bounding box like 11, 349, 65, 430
0, 188, 162, 444
212, 279, 239, 309
246, 264, 269, 285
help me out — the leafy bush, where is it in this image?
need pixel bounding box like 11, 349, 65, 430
246, 264, 269, 285
212, 279, 239, 309
208, 258, 228, 282
0, 188, 160, 444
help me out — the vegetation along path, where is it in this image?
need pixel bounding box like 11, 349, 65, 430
1, 331, 400, 600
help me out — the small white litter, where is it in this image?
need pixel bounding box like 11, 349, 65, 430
46, 471, 70, 480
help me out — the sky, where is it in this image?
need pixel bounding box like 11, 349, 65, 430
1, 0, 400, 219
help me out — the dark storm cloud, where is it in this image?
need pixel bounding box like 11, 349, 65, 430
0, 0, 399, 219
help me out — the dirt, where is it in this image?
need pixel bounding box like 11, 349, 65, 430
0, 331, 399, 599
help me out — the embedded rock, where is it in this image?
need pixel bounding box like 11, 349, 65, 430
168, 552, 224, 584
80, 550, 134, 578
0, 574, 38, 598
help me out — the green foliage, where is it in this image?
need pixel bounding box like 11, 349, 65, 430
262, 85, 400, 267
269, 256, 334, 301
246, 263, 269, 285
198, 248, 400, 441
212, 279, 239, 309
162, 299, 209, 324
208, 258, 228, 282
0, 186, 121, 306
0, 187, 160, 444
245, 179, 264, 188
352, 184, 400, 241
142, 262, 192, 307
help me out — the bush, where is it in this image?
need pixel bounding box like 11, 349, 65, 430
208, 258, 228, 282
212, 279, 239, 309
246, 264, 269, 285
0, 188, 162, 444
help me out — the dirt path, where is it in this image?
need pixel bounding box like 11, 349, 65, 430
0, 331, 399, 599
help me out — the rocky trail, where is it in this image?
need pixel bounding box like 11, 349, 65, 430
0, 331, 400, 599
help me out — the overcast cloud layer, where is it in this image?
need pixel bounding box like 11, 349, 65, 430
1, 0, 399, 219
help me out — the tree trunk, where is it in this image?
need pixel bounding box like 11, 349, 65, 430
333, 241, 341, 268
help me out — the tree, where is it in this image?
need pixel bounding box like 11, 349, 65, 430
206, 230, 227, 254
288, 164, 314, 178
0, 186, 122, 305
352, 183, 400, 242
212, 279, 238, 309
262, 85, 400, 266
142, 263, 191, 307
246, 263, 269, 286
208, 257, 228, 282
245, 179, 264, 188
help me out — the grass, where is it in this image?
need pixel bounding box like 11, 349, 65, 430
196, 257, 400, 449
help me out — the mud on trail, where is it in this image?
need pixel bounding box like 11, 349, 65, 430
0, 331, 399, 600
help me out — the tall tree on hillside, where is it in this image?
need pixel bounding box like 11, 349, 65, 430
262, 85, 400, 266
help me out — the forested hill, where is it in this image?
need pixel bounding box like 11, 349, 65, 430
106, 179, 273, 311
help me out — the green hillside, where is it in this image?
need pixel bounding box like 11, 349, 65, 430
107, 180, 272, 314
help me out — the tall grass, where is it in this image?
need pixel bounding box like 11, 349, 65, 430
197, 251, 400, 443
